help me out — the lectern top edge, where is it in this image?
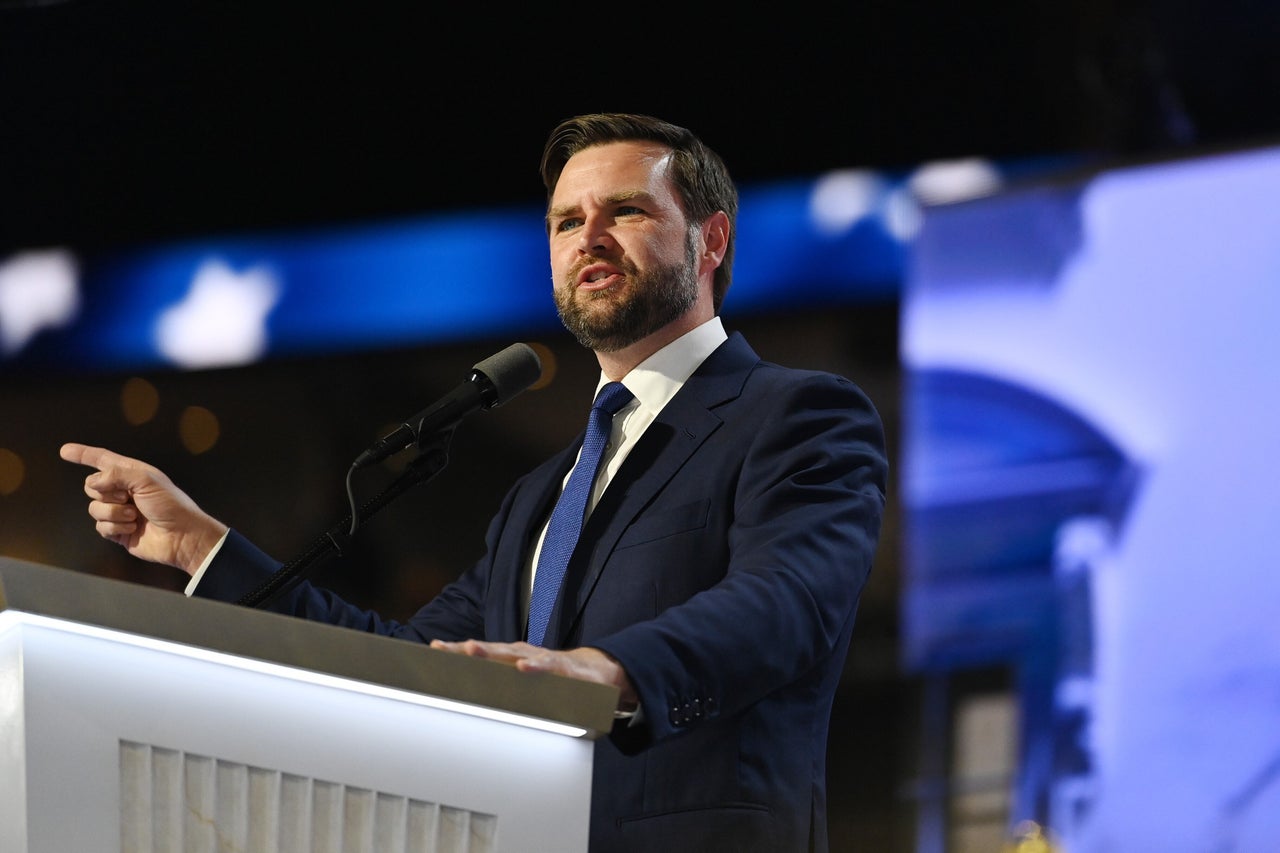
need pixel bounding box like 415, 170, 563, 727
0, 555, 618, 738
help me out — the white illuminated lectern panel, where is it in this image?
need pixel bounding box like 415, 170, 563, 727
0, 557, 616, 853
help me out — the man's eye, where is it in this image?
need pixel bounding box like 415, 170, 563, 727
617, 206, 644, 216
556, 218, 581, 232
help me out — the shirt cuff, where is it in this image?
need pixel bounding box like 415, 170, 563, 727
614, 706, 645, 727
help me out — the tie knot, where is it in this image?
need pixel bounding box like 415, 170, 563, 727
593, 381, 634, 416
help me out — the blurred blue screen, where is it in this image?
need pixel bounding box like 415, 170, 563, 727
902, 142, 1280, 851
0, 171, 926, 375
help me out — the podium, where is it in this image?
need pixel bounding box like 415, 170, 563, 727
0, 556, 617, 853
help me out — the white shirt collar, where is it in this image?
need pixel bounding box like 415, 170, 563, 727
594, 316, 728, 416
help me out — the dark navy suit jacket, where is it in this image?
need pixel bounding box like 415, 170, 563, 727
194, 332, 888, 853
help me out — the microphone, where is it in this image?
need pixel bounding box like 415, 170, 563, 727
351, 342, 542, 469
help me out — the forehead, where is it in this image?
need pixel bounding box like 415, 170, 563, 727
551, 140, 678, 207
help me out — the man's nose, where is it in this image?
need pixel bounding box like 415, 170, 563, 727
578, 215, 613, 254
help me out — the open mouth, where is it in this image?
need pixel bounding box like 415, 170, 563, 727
577, 263, 624, 291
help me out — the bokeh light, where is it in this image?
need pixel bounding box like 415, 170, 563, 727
0, 448, 25, 495
120, 377, 160, 426
178, 406, 220, 455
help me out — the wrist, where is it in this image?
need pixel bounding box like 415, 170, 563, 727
590, 647, 638, 712
178, 520, 229, 576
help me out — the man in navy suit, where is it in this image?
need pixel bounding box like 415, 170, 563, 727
63, 113, 888, 852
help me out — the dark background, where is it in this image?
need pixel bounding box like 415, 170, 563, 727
3, 1, 1280, 850
4, 0, 1280, 251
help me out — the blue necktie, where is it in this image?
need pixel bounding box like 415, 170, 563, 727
527, 381, 634, 647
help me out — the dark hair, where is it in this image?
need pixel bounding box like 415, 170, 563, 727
540, 113, 738, 312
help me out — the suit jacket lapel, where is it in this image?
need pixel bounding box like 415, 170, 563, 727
489, 445, 577, 641
556, 333, 760, 644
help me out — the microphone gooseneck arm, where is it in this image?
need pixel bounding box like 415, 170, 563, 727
238, 433, 452, 610
237, 341, 543, 611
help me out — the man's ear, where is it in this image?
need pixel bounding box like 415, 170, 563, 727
700, 210, 731, 272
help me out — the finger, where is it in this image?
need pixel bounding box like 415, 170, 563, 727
88, 499, 137, 525
84, 470, 147, 504
66, 446, 163, 501
88, 499, 139, 538
432, 640, 543, 664
60, 442, 106, 468
82, 475, 127, 503
430, 639, 492, 658
95, 517, 139, 539
475, 641, 544, 663
514, 651, 563, 674
60, 443, 140, 475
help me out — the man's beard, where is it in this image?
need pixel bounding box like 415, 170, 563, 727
555, 230, 699, 353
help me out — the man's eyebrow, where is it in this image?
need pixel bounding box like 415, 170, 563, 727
547, 191, 654, 220
546, 202, 580, 224
602, 190, 653, 207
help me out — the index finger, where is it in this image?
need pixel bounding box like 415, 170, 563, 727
59, 443, 130, 472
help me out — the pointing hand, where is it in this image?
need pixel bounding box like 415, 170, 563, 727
59, 443, 227, 576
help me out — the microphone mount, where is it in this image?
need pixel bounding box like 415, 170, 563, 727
236, 342, 542, 611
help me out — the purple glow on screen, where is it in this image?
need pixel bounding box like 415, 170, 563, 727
903, 144, 1280, 850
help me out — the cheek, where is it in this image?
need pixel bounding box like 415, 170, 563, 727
550, 262, 571, 292
549, 243, 575, 282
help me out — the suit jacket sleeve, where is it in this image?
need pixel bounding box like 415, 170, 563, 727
189, 489, 526, 645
